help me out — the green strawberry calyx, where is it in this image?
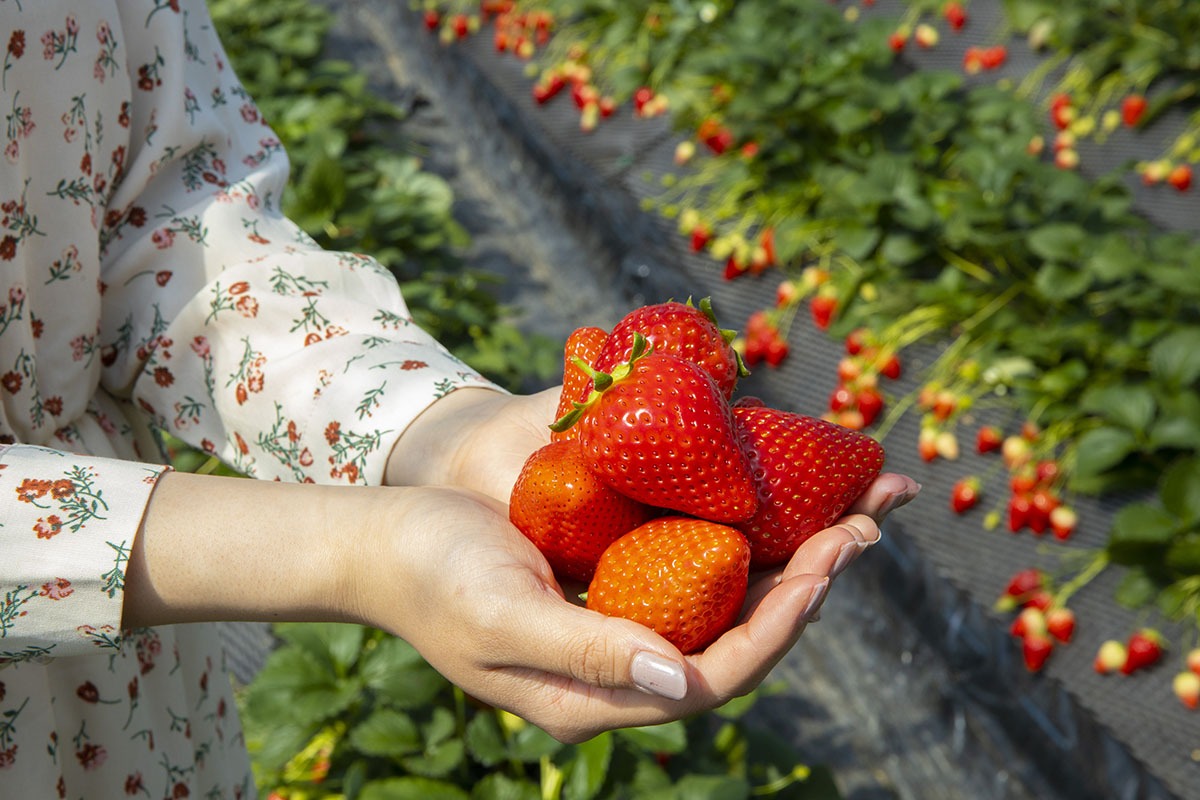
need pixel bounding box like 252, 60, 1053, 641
694, 296, 750, 379
549, 332, 652, 433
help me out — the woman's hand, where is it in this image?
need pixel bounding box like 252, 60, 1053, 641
357, 475, 919, 744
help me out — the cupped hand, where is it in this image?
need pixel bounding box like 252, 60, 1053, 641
363, 473, 918, 744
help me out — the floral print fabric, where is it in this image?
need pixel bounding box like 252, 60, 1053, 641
0, 0, 498, 795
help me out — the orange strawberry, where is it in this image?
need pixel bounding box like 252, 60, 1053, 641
732, 406, 885, 568
510, 441, 656, 583
589, 297, 746, 401
587, 516, 750, 654
550, 325, 609, 443
555, 335, 758, 523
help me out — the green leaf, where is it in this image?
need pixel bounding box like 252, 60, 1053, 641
563, 732, 614, 800
508, 723, 564, 763
360, 778, 470, 800
242, 645, 362, 727
1148, 392, 1200, 450
273, 622, 365, 674
1079, 385, 1157, 435
471, 773, 541, 800
1071, 426, 1137, 478
465, 713, 507, 767
1150, 327, 1200, 389
1114, 568, 1161, 609
360, 636, 448, 709
1160, 457, 1200, 524
1165, 533, 1200, 576
1085, 234, 1139, 282
1033, 262, 1091, 301
617, 721, 688, 755
402, 737, 466, 779
674, 774, 751, 800
348, 709, 421, 758
1027, 223, 1086, 262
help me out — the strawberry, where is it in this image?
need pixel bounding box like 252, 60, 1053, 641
1049, 505, 1077, 540
1121, 94, 1148, 127
995, 567, 1045, 611
554, 336, 758, 523
551, 326, 609, 442
1168, 164, 1193, 192
950, 476, 981, 514
1045, 607, 1076, 644
1121, 628, 1165, 674
509, 441, 657, 583
810, 293, 838, 331
1187, 647, 1200, 676
589, 298, 746, 401
943, 1, 967, 30
1174, 671, 1200, 710
1009, 607, 1046, 639
1022, 633, 1054, 672
1094, 640, 1127, 674
587, 516, 750, 654
731, 406, 885, 568
976, 425, 1003, 454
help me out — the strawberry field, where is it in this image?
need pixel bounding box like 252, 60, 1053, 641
214, 0, 1200, 798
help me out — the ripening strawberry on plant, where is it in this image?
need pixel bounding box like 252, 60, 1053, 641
995, 567, 1046, 612
1094, 640, 1127, 674
950, 476, 981, 513
1174, 671, 1200, 710
1121, 94, 1148, 127
976, 425, 1003, 454
1045, 607, 1076, 644
1121, 628, 1165, 675
943, 1, 967, 30
1168, 164, 1193, 192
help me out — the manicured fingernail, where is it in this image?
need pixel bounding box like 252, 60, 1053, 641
882, 482, 922, 517
631, 651, 687, 700
801, 578, 830, 621
831, 539, 868, 578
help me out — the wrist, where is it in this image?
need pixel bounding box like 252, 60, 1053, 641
384, 387, 509, 488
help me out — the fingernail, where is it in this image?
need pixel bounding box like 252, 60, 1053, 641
881, 482, 922, 517
801, 578, 830, 621
831, 539, 868, 578
631, 651, 687, 700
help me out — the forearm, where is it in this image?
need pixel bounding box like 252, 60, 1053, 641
123, 470, 386, 629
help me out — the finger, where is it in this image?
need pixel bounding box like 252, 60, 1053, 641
479, 577, 691, 702
741, 518, 872, 615
847, 472, 921, 523
688, 573, 831, 702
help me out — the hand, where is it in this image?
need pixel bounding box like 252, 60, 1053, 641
357, 473, 919, 744
384, 386, 559, 502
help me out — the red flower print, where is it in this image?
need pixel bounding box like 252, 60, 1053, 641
76, 681, 100, 703
0, 681, 4, 701
153, 366, 174, 387
287, 420, 299, 442
51, 479, 75, 499
234, 432, 249, 455
1, 371, 21, 393
126, 204, 145, 226
43, 396, 63, 416
201, 438, 215, 453
235, 383, 248, 405
8, 31, 25, 59
234, 295, 259, 318
151, 228, 175, 249
173, 782, 190, 799
304, 332, 322, 347
128, 677, 138, 700
246, 373, 264, 393
190, 336, 210, 357
324, 421, 341, 445
240, 103, 258, 123
80, 151, 91, 174
39, 577, 72, 599
0, 745, 15, 769
118, 101, 130, 127
228, 281, 250, 295
299, 448, 313, 467
125, 773, 144, 795
343, 463, 359, 484
30, 314, 43, 338
76, 743, 107, 771
100, 345, 118, 366
400, 360, 428, 371
0, 236, 16, 260
33, 515, 64, 539
16, 478, 51, 502
156, 270, 172, 286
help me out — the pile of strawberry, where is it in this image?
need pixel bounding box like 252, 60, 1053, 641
509, 298, 886, 653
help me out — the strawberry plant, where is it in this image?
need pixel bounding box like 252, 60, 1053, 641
240, 623, 843, 799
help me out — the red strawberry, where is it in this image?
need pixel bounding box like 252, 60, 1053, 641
1003, 568, 1045, 599
554, 337, 758, 523
589, 298, 747, 401
1049, 505, 1077, 540
551, 326, 609, 442
509, 441, 657, 583
1121, 628, 1165, 674
1168, 164, 1193, 192
950, 476, 981, 514
976, 425, 1003, 454
1022, 633, 1054, 672
731, 406, 885, 568
587, 516, 750, 654
810, 293, 838, 331
943, 1, 967, 30
1121, 94, 1148, 127
1045, 607, 1076, 644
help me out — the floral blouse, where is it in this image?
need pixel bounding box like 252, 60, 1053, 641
0, 1, 497, 796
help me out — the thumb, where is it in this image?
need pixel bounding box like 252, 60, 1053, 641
490, 583, 690, 701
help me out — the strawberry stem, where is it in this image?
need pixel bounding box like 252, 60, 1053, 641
547, 332, 653, 433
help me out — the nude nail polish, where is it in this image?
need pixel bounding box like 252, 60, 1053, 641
801, 578, 830, 621
631, 651, 687, 700
831, 539, 868, 578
